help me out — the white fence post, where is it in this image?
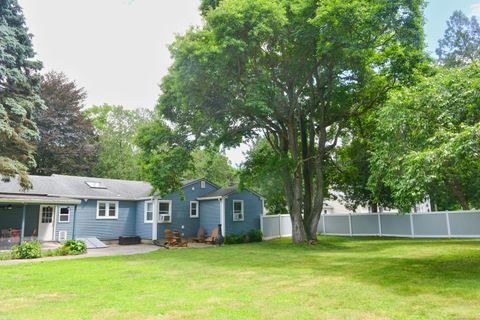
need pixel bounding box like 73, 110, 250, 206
348, 212, 353, 236
377, 212, 382, 237
278, 214, 282, 238
260, 214, 264, 236
322, 214, 326, 235
323, 214, 327, 235
410, 214, 415, 238
446, 212, 451, 238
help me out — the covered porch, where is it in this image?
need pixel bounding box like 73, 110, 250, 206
0, 194, 81, 250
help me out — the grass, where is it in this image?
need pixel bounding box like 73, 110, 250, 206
0, 236, 479, 320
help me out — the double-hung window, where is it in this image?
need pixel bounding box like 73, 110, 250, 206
59, 207, 70, 223
97, 201, 118, 219
232, 200, 244, 221
190, 201, 199, 218
144, 201, 153, 223
158, 200, 172, 223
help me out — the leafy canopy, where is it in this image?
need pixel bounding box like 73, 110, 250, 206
436, 11, 480, 67
85, 104, 151, 181
370, 64, 480, 211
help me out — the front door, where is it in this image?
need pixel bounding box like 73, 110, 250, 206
38, 205, 55, 241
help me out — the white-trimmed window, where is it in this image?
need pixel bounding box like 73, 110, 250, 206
144, 201, 153, 223
158, 200, 172, 223
190, 201, 199, 218
96, 201, 118, 219
233, 200, 244, 221
201, 181, 206, 189
59, 207, 70, 223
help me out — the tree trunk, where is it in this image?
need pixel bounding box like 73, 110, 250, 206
447, 180, 470, 210
283, 167, 307, 243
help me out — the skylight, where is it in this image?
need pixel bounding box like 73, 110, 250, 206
85, 181, 107, 189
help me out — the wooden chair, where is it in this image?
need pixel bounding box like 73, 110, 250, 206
1, 229, 10, 239
205, 227, 218, 245
172, 230, 188, 247
164, 229, 177, 246
192, 227, 206, 243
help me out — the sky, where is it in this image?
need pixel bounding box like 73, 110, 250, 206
18, 0, 480, 166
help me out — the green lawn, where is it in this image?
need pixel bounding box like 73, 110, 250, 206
0, 237, 479, 320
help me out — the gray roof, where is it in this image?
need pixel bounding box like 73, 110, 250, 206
0, 194, 81, 205
0, 175, 153, 200
199, 186, 238, 198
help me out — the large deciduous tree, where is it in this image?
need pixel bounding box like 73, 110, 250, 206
148, 0, 425, 243
85, 104, 151, 180
0, 0, 43, 188
33, 71, 99, 176
183, 149, 237, 187
369, 65, 480, 211
436, 11, 480, 67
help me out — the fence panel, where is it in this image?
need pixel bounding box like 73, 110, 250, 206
412, 214, 448, 237
324, 215, 350, 235
351, 215, 379, 235
380, 215, 412, 237
449, 212, 480, 237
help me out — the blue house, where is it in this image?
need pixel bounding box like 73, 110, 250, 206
0, 175, 264, 249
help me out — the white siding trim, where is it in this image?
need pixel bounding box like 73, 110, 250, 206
96, 201, 119, 220
190, 201, 199, 218
232, 200, 244, 222
158, 200, 172, 223
144, 200, 154, 223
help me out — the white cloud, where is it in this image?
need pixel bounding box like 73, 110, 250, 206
471, 3, 480, 17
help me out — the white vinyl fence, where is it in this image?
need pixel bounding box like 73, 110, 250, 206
261, 211, 480, 240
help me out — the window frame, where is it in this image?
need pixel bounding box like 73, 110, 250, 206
58, 206, 70, 223
96, 201, 119, 220
190, 201, 199, 218
232, 200, 244, 222
158, 200, 172, 223
144, 200, 154, 223
201, 181, 206, 189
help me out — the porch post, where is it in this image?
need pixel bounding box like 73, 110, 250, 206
152, 196, 158, 241
20, 204, 26, 244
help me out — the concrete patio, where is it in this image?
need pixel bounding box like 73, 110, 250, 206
0, 244, 161, 265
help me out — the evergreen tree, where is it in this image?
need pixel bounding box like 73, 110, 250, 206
0, 0, 43, 188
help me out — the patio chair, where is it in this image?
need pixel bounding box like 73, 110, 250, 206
172, 230, 188, 247
164, 229, 177, 246
192, 227, 206, 243
1, 229, 10, 240
205, 227, 218, 245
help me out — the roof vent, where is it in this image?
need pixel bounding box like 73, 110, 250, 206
85, 181, 107, 189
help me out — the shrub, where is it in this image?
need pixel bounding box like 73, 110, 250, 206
63, 240, 87, 255
11, 241, 42, 259
247, 229, 263, 243
225, 234, 246, 244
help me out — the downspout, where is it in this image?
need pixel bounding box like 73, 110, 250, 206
72, 204, 78, 240
20, 204, 26, 244
152, 196, 158, 241
220, 197, 226, 237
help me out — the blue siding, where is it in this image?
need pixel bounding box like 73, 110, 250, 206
156, 180, 218, 240
73, 200, 137, 240
0, 204, 39, 237
55, 205, 77, 240
135, 200, 152, 239
225, 190, 262, 235
199, 199, 221, 235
